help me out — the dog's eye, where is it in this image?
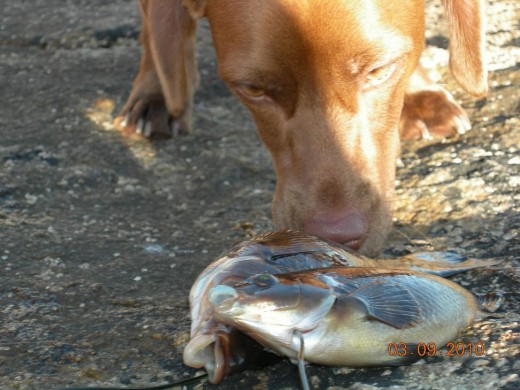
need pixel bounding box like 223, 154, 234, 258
365, 62, 397, 87
236, 84, 266, 101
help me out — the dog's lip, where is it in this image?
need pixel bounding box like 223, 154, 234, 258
344, 238, 364, 250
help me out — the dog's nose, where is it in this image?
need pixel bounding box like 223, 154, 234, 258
303, 210, 368, 250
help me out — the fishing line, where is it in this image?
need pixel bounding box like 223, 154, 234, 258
57, 372, 208, 390
294, 330, 310, 390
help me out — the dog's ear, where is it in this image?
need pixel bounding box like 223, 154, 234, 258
441, 0, 488, 97
182, 0, 207, 18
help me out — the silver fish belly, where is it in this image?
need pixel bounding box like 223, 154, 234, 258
209, 267, 479, 367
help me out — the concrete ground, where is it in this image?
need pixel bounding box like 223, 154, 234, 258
0, 1, 518, 389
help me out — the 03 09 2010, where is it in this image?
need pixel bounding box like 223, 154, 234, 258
387, 341, 485, 357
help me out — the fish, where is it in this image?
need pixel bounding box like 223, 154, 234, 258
209, 267, 481, 367
183, 230, 501, 384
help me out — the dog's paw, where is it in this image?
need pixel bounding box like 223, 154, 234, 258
114, 94, 191, 140
399, 87, 471, 140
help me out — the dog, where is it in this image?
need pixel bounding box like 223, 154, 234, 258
115, 0, 487, 256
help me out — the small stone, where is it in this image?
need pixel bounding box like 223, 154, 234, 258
310, 375, 321, 388
501, 373, 519, 385
507, 156, 520, 165
508, 176, 520, 187
144, 244, 164, 254
25, 193, 38, 204
332, 367, 356, 375
495, 358, 508, 368
471, 358, 490, 368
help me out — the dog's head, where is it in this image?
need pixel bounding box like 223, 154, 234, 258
189, 0, 487, 255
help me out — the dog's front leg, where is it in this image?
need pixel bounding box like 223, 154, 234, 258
399, 0, 487, 140
115, 0, 199, 138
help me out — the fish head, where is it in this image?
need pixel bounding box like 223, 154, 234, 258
209, 273, 335, 356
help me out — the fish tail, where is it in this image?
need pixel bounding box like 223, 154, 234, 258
397, 253, 503, 277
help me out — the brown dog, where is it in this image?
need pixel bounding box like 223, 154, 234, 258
115, 0, 487, 255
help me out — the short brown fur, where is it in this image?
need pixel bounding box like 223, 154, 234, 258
116, 0, 487, 255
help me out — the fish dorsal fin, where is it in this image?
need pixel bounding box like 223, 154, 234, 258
346, 279, 422, 329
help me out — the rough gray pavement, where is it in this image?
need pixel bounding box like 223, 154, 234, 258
1, 1, 518, 389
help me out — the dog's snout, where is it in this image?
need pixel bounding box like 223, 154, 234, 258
303, 210, 368, 250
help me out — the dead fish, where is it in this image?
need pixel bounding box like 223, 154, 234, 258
183, 231, 501, 384
209, 267, 498, 389
184, 231, 361, 383
210, 267, 482, 367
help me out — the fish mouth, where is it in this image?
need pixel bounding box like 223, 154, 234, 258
184, 327, 273, 384
183, 331, 232, 384
183, 334, 223, 383
182, 286, 243, 384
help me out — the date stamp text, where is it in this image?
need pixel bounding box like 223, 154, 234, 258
387, 341, 485, 357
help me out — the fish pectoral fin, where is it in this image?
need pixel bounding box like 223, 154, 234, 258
348, 281, 422, 329
294, 293, 336, 331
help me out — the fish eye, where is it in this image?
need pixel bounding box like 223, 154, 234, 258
251, 274, 278, 287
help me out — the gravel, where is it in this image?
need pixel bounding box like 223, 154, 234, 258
0, 1, 518, 389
